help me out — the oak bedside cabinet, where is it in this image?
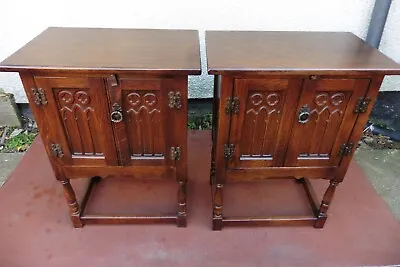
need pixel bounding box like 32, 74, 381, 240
0, 27, 201, 227
206, 31, 400, 230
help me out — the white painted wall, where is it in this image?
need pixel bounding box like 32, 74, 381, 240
0, 0, 399, 103
379, 0, 400, 91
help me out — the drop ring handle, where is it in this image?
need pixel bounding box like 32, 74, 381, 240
298, 105, 310, 124
110, 103, 123, 123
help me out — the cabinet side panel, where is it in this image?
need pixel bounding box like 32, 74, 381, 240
169, 76, 188, 182
336, 75, 384, 182
214, 76, 234, 184
212, 75, 220, 143
19, 72, 64, 179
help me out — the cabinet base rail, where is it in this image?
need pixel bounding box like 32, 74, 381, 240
63, 176, 186, 227
222, 215, 317, 227
212, 177, 338, 230
81, 215, 177, 225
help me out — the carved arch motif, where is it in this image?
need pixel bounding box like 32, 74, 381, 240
124, 91, 163, 157
299, 91, 348, 158
126, 92, 160, 114
57, 89, 101, 156
241, 91, 283, 158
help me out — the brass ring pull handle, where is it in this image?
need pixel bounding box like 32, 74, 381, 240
298, 105, 310, 124
111, 103, 123, 123
111, 110, 123, 123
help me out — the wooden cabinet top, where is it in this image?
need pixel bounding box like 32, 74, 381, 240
0, 27, 201, 75
206, 31, 400, 75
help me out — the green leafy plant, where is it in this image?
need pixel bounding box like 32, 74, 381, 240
188, 112, 213, 130
3, 132, 37, 152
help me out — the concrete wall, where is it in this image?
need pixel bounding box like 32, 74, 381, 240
0, 0, 399, 103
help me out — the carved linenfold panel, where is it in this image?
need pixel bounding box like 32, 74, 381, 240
240, 91, 284, 158
297, 91, 349, 159
56, 89, 103, 156
124, 90, 164, 158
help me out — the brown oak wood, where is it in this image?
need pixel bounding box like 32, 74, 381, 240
212, 184, 223, 230
177, 181, 187, 227
61, 179, 83, 228
228, 78, 302, 168
226, 167, 337, 181
112, 77, 172, 167
207, 31, 400, 230
223, 216, 317, 227
63, 165, 174, 180
285, 78, 370, 167
33, 76, 118, 166
206, 31, 400, 75
81, 215, 177, 225
314, 180, 339, 228
0, 27, 201, 75
2, 28, 200, 227
18, 72, 64, 179
336, 76, 385, 182
211, 75, 233, 230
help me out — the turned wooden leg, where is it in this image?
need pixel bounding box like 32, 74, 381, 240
177, 181, 187, 227
61, 179, 83, 228
212, 183, 223, 230
209, 142, 216, 186
314, 180, 339, 228
209, 159, 215, 186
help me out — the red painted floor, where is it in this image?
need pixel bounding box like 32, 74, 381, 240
0, 131, 400, 267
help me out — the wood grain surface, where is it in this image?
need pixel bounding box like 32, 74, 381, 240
0, 27, 201, 75
206, 31, 400, 75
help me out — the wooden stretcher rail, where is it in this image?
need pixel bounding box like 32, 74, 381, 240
223, 215, 317, 227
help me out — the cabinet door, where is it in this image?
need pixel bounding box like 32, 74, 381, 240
228, 78, 302, 168
285, 78, 370, 167
34, 76, 118, 166
109, 78, 175, 168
